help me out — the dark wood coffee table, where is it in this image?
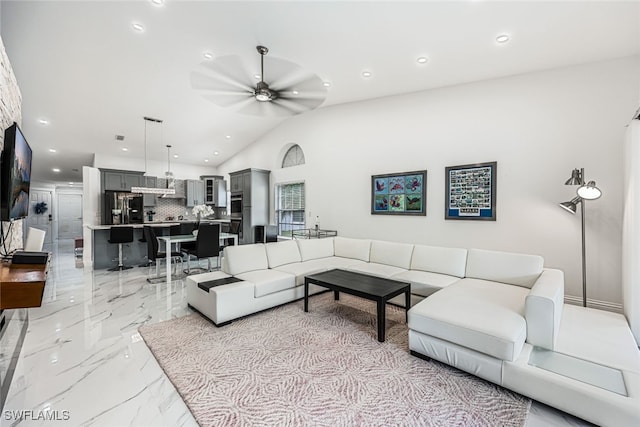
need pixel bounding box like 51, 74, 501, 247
304, 269, 410, 342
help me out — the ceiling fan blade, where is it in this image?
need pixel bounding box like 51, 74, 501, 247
203, 92, 254, 108
271, 97, 319, 115
192, 55, 255, 92
268, 99, 304, 116
190, 70, 253, 93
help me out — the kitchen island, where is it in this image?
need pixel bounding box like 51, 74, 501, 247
86, 220, 231, 269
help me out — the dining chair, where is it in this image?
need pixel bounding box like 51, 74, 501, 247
182, 223, 222, 274
144, 226, 184, 281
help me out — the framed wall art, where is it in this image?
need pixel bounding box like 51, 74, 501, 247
445, 161, 497, 221
371, 170, 427, 215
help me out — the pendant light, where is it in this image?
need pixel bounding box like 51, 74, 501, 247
131, 117, 175, 195
165, 144, 175, 189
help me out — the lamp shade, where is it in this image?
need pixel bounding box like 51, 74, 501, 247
577, 181, 602, 200
564, 168, 583, 185
559, 196, 582, 214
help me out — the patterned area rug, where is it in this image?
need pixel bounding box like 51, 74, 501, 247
139, 293, 531, 426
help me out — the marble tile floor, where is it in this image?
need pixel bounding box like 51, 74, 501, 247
0, 239, 594, 427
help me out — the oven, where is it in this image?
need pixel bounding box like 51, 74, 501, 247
230, 193, 242, 217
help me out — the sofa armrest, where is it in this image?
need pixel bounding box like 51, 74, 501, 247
525, 268, 565, 350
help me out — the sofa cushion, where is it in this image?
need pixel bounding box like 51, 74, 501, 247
391, 270, 460, 297
234, 269, 296, 298
299, 257, 366, 271
369, 240, 414, 270
274, 262, 328, 286
265, 240, 301, 268
408, 278, 529, 361
334, 236, 371, 261
347, 262, 407, 279
465, 248, 543, 288
410, 245, 468, 278
296, 238, 334, 261
223, 244, 268, 276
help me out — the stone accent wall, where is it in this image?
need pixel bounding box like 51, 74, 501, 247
0, 35, 24, 253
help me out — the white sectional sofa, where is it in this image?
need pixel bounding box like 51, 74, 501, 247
185, 236, 640, 427
186, 237, 465, 324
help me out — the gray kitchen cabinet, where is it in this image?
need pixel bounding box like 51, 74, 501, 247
122, 173, 142, 191
242, 206, 253, 243
186, 179, 205, 207
102, 170, 143, 191
142, 176, 157, 206
203, 176, 227, 206
229, 168, 270, 244
242, 171, 252, 202
230, 174, 243, 192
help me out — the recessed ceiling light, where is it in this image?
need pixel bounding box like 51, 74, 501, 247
417, 57, 429, 64
254, 74, 261, 80
213, 151, 219, 156
151, 0, 164, 5
323, 81, 331, 87
204, 159, 209, 162
38, 118, 49, 125
496, 34, 511, 44
131, 22, 145, 32
292, 90, 299, 95
362, 71, 372, 78
52, 168, 61, 173
173, 154, 179, 158
225, 135, 231, 139
203, 52, 214, 60
121, 147, 128, 152
48, 148, 57, 153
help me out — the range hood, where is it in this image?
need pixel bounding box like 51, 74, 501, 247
158, 178, 185, 199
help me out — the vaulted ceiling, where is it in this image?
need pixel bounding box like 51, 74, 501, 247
1, 1, 638, 184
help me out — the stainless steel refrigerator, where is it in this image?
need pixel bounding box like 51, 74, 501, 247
104, 191, 144, 225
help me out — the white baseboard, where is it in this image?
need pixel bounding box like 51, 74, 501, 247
564, 295, 623, 313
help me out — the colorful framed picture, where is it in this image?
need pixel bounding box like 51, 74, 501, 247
445, 161, 497, 221
371, 170, 427, 215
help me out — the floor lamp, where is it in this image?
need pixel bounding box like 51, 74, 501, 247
559, 168, 602, 307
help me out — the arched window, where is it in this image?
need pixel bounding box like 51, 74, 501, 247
282, 144, 305, 168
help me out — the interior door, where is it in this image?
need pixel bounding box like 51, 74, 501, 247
58, 193, 83, 239
26, 190, 53, 244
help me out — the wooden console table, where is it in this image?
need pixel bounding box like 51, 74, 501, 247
0, 257, 49, 411
0, 258, 50, 309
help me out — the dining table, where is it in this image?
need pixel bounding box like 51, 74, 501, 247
157, 232, 238, 284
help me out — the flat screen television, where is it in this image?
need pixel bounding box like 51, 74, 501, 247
1, 123, 33, 221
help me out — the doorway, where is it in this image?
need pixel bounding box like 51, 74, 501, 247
57, 193, 83, 240
26, 190, 53, 244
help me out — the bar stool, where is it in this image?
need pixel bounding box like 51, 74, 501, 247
138, 229, 150, 267
108, 226, 134, 271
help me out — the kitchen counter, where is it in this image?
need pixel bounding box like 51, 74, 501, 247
85, 219, 233, 269
86, 219, 231, 230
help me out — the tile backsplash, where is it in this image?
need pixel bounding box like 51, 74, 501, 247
144, 179, 228, 222
148, 197, 193, 221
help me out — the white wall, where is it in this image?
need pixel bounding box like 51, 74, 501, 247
93, 154, 218, 180
218, 56, 640, 306
622, 120, 640, 343
82, 166, 101, 265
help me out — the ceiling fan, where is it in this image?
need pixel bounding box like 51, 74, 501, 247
191, 46, 327, 116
